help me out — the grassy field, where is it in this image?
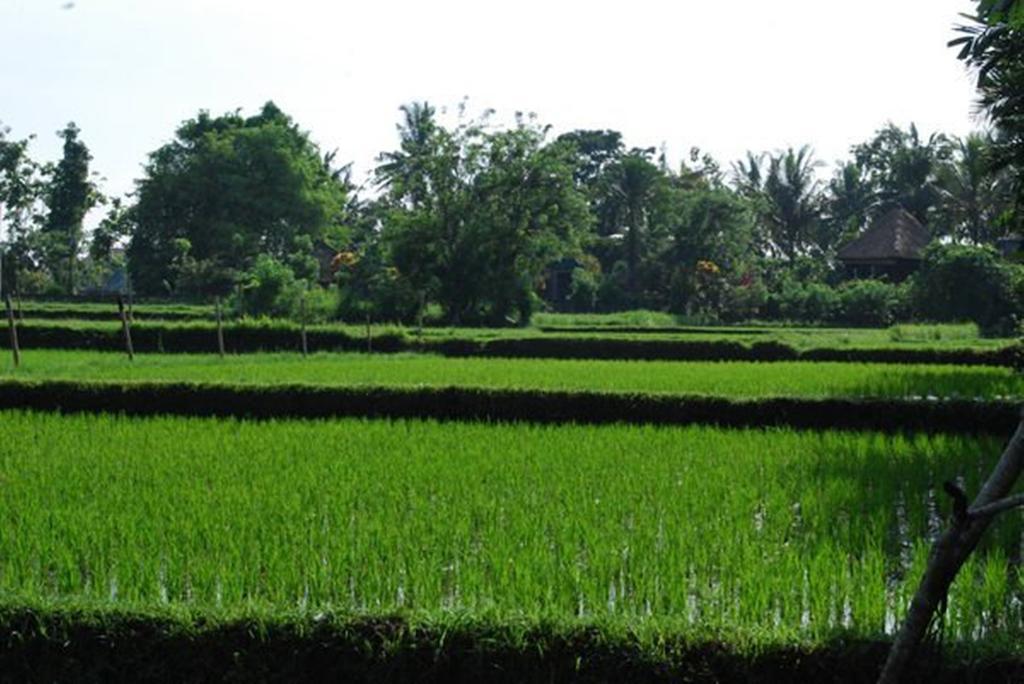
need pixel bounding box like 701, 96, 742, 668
1, 350, 1022, 400
0, 411, 1018, 653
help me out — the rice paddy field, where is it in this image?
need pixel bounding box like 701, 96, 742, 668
1, 311, 1023, 681
0, 412, 1019, 650
1, 349, 1022, 401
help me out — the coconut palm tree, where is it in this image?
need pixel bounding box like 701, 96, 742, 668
609, 151, 663, 300
937, 133, 1012, 244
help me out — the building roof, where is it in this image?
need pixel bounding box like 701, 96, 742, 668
836, 208, 930, 262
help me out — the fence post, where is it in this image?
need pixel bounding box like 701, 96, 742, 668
5, 295, 20, 368
216, 297, 225, 358
300, 291, 309, 357
117, 295, 134, 361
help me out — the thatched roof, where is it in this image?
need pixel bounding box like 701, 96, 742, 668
837, 208, 930, 262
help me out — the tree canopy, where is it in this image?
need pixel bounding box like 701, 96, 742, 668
127, 102, 348, 295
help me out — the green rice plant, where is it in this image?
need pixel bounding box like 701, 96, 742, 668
0, 412, 1020, 652
888, 322, 982, 343
2, 351, 1021, 401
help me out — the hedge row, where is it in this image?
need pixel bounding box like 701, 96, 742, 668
0, 380, 1017, 435
14, 308, 209, 322
0, 607, 1017, 684
536, 325, 771, 335
4, 321, 1018, 366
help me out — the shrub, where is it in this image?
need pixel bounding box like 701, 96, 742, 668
567, 267, 599, 312
232, 255, 306, 319
912, 243, 1021, 333
837, 279, 906, 327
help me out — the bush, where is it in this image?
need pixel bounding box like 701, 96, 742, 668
772, 280, 839, 323
837, 280, 906, 327
567, 267, 599, 312
233, 255, 306, 319
912, 243, 1021, 333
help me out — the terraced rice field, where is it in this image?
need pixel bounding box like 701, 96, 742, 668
2, 350, 1022, 400
0, 411, 1020, 654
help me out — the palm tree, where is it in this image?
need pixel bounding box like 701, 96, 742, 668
375, 102, 438, 209
734, 146, 823, 261
937, 133, 1012, 244
823, 161, 876, 251
764, 146, 824, 260
610, 151, 663, 300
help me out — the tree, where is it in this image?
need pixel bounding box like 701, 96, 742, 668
663, 187, 756, 314
127, 102, 348, 295
378, 104, 590, 324
734, 146, 823, 261
822, 161, 876, 253
952, 1, 1024, 224
0, 123, 43, 297
42, 123, 100, 293
880, 5, 1024, 680
936, 133, 1013, 244
608, 149, 664, 301
851, 123, 952, 227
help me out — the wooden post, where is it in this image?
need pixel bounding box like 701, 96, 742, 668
117, 295, 134, 361
216, 297, 225, 358
417, 291, 425, 338
299, 292, 308, 357
14, 290, 22, 322
5, 295, 20, 368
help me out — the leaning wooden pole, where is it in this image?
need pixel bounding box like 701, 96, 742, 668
117, 295, 135, 361
5, 295, 20, 368
878, 413, 1024, 683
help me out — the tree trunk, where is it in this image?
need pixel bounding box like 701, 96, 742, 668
878, 413, 1024, 683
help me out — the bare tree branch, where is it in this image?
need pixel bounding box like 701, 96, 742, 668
968, 491, 1024, 518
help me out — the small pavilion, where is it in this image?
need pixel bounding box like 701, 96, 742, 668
836, 208, 930, 282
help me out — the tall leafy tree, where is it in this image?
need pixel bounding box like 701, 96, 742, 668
608, 149, 664, 300
378, 105, 589, 324
850, 122, 952, 226
128, 102, 348, 295
0, 123, 43, 296
42, 123, 100, 293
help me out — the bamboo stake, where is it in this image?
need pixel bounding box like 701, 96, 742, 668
117, 295, 134, 361
216, 297, 225, 358
300, 292, 308, 357
5, 295, 19, 368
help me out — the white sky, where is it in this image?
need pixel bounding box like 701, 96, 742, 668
0, 0, 983, 224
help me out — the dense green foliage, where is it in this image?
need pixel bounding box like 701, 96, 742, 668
912, 242, 1024, 332
40, 123, 101, 294
2, 318, 1017, 366
0, 412, 1019, 651
375, 105, 591, 324
126, 102, 348, 296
